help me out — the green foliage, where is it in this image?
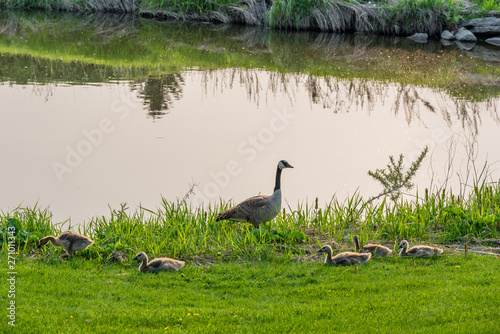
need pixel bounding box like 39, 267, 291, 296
140, 0, 241, 15
0, 205, 56, 250
0, 0, 496, 33
378, 0, 462, 35
249, 228, 308, 243
267, 0, 318, 30
471, 0, 500, 13
368, 146, 429, 202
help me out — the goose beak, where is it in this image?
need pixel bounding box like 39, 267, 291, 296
284, 162, 294, 168
132, 256, 139, 261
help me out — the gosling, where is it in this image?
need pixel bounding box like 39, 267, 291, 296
353, 235, 392, 257
398, 240, 443, 257
38, 231, 93, 258
133, 252, 185, 273
318, 245, 371, 266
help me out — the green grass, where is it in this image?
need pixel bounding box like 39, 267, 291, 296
1, 255, 499, 333
471, 0, 500, 13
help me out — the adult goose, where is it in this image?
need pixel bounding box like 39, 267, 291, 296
353, 235, 392, 257
133, 252, 185, 273
398, 240, 443, 257
318, 245, 371, 266
38, 231, 94, 258
216, 160, 293, 228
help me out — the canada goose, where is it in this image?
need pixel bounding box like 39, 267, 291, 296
216, 160, 294, 228
38, 231, 93, 258
398, 240, 443, 257
318, 245, 371, 266
353, 235, 392, 257
132, 252, 185, 273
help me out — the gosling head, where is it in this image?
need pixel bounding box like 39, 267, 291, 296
398, 240, 409, 249
317, 245, 332, 254
37, 237, 51, 249
278, 160, 294, 170
133, 252, 147, 262
82, 239, 94, 247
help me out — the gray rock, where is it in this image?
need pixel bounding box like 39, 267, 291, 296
470, 26, 500, 38
486, 37, 500, 46
441, 30, 455, 40
465, 17, 500, 28
455, 40, 476, 51
407, 33, 428, 43
464, 17, 500, 38
455, 27, 477, 42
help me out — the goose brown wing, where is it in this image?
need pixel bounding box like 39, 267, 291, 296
333, 256, 354, 266
407, 246, 431, 257
59, 231, 91, 244
217, 195, 270, 221
148, 258, 166, 269
58, 231, 81, 242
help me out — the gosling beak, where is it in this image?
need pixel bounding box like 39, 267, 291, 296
132, 256, 139, 261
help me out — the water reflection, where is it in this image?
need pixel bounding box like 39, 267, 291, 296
1, 53, 498, 135
132, 74, 184, 119
1, 11, 498, 124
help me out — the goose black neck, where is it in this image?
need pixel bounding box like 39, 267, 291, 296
274, 166, 282, 192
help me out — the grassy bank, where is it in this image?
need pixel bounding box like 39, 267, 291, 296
1, 157, 499, 332
1, 186, 499, 333
1, 254, 499, 333
1, 182, 499, 263
0, 0, 499, 35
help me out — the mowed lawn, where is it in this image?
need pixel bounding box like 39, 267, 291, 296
2, 254, 499, 333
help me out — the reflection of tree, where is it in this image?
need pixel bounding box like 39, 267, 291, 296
200, 68, 500, 136
133, 74, 184, 120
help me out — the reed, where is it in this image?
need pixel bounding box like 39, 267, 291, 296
0, 0, 497, 34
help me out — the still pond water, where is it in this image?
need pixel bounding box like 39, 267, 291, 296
1, 12, 499, 224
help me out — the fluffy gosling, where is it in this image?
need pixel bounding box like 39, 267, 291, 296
133, 252, 185, 273
398, 240, 443, 257
353, 235, 392, 257
318, 245, 371, 266
38, 231, 93, 258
